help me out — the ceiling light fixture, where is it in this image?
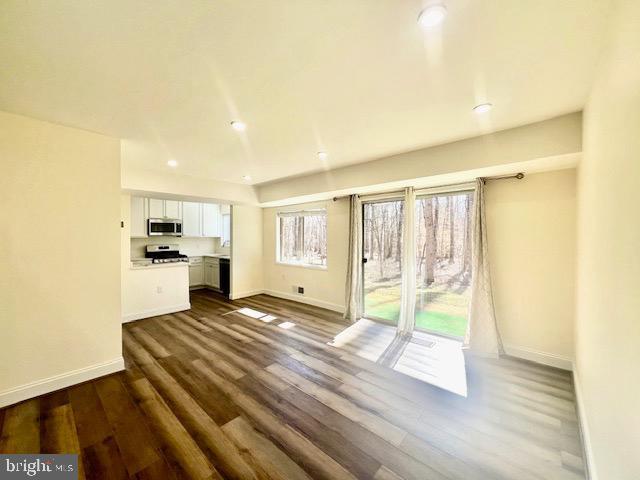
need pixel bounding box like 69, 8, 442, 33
230, 120, 247, 132
473, 103, 493, 114
167, 159, 178, 167
242, 175, 252, 182
418, 4, 447, 28
317, 151, 328, 161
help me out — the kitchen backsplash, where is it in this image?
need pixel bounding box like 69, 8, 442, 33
130, 237, 224, 259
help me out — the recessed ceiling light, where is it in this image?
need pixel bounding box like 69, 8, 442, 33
230, 120, 247, 132
418, 4, 447, 28
242, 175, 252, 181
167, 159, 178, 167
317, 151, 328, 161
473, 103, 493, 114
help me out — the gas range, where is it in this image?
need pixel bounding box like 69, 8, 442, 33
145, 244, 188, 264
151, 256, 188, 264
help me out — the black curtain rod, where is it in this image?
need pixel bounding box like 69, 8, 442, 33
483, 172, 525, 183
332, 172, 525, 201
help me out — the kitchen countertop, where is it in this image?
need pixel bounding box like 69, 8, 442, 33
188, 253, 230, 259
130, 262, 188, 270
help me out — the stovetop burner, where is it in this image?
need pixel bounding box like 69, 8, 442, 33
145, 244, 188, 264
151, 256, 188, 264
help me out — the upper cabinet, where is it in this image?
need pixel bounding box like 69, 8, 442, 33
130, 196, 227, 239
130, 196, 148, 238
148, 198, 164, 218
202, 203, 221, 237
165, 200, 182, 219
182, 202, 202, 237
149, 198, 181, 219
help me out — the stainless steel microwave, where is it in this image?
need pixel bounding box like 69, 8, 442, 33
148, 218, 182, 236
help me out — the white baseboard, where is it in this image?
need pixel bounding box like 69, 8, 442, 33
0, 357, 124, 409
262, 289, 345, 313
122, 303, 191, 323
573, 367, 597, 479
230, 289, 265, 300
503, 344, 573, 371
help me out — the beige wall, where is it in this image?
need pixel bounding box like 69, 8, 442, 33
0, 111, 122, 407
231, 205, 264, 298
486, 170, 576, 368
263, 199, 350, 311
575, 0, 640, 477
258, 113, 582, 205
262, 179, 576, 369
122, 165, 258, 206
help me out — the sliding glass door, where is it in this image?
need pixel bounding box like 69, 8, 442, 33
362, 199, 404, 325
361, 189, 474, 339
414, 191, 474, 338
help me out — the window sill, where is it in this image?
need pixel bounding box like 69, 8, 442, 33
275, 261, 327, 271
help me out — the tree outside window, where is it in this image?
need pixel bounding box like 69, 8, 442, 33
277, 210, 327, 267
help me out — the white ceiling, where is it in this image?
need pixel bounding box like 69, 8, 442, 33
0, 0, 609, 185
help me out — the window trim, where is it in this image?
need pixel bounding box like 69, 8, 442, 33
276, 209, 328, 270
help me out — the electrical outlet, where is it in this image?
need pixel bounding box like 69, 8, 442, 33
157, 286, 163, 294
297, 286, 304, 294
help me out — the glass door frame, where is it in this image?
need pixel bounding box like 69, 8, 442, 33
359, 184, 475, 340
412, 188, 474, 340
360, 194, 405, 326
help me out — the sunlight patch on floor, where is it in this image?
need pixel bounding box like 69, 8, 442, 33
329, 318, 467, 396
235, 307, 278, 323
277, 321, 296, 329
236, 307, 267, 318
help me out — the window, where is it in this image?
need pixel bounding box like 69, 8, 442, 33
277, 209, 327, 267
221, 214, 231, 247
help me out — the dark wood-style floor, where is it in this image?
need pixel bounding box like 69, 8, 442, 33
0, 290, 586, 479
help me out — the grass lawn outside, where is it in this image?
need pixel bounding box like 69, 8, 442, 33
364, 283, 469, 338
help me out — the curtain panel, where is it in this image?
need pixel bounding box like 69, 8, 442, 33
464, 178, 505, 358
397, 187, 416, 335
344, 195, 363, 322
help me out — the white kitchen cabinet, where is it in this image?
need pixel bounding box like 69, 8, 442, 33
204, 258, 220, 289
202, 203, 222, 237
164, 200, 182, 219
132, 197, 225, 238
130, 196, 148, 237
182, 202, 202, 237
189, 264, 204, 287
204, 262, 212, 286
211, 263, 220, 289
148, 199, 164, 218
188, 257, 204, 287
149, 198, 181, 219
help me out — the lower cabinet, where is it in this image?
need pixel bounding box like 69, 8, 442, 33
189, 264, 204, 287
204, 258, 220, 289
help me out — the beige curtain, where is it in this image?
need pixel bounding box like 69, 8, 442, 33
344, 195, 363, 322
397, 187, 416, 335
464, 178, 505, 357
